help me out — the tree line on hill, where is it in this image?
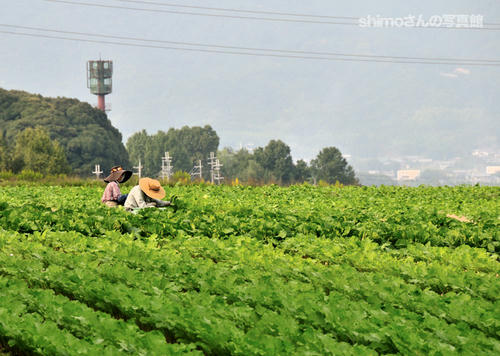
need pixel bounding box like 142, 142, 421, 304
0, 88, 129, 175
0, 88, 357, 185
0, 127, 69, 174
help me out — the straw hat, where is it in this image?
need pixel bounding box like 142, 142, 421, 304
104, 166, 132, 183
139, 178, 166, 200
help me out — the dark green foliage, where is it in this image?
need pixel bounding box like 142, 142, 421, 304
125, 129, 149, 171
254, 140, 295, 184
311, 146, 357, 185
220, 143, 311, 185
0, 88, 129, 175
126, 126, 219, 177
12, 127, 70, 174
218, 148, 266, 184
294, 159, 311, 182
221, 145, 361, 186
0, 131, 9, 172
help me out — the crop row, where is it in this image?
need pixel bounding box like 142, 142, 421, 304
1, 230, 499, 354
33, 231, 500, 337
4, 229, 498, 330
0, 276, 199, 355
277, 235, 499, 300
0, 185, 498, 251
0, 232, 375, 355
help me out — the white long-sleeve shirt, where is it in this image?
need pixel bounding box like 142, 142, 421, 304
124, 185, 156, 211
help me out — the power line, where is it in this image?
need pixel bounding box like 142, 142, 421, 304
116, 0, 500, 27
2, 29, 500, 66
114, 0, 359, 20
43, 0, 500, 30
2, 24, 499, 64
44, 0, 357, 26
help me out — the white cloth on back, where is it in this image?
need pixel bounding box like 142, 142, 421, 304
124, 185, 170, 211
124, 185, 156, 211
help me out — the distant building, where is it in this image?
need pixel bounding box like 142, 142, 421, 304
472, 150, 490, 158
397, 169, 421, 181
486, 166, 500, 175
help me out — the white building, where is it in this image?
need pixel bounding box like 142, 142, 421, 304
397, 170, 421, 181
486, 166, 500, 175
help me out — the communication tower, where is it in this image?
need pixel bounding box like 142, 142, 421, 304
87, 59, 113, 112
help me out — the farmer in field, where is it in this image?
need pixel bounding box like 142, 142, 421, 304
124, 177, 171, 212
101, 165, 132, 207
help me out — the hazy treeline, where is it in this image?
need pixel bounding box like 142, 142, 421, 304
126, 128, 356, 185
126, 126, 219, 178
219, 142, 357, 185
0, 88, 128, 175
0, 88, 357, 185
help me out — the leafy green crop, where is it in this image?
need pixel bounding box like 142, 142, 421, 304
0, 184, 498, 355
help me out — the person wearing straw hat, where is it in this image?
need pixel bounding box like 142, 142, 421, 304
124, 177, 171, 212
101, 165, 133, 207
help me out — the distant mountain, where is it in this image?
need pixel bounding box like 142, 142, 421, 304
0, 88, 129, 175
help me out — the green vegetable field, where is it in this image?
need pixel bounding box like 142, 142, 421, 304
0, 184, 499, 355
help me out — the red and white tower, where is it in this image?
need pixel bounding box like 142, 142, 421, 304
87, 60, 113, 112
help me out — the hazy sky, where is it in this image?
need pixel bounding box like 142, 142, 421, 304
1, 0, 499, 162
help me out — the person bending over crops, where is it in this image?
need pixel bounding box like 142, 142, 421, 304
101, 166, 132, 207
124, 177, 171, 212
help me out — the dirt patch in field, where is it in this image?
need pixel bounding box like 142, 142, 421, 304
446, 214, 472, 223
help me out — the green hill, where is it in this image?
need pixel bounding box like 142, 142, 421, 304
0, 88, 129, 175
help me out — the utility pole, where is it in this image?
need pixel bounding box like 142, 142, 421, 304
190, 160, 203, 180
92, 164, 103, 179
133, 158, 143, 179
213, 159, 224, 185
161, 152, 173, 180
197, 160, 202, 179
208, 152, 216, 183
